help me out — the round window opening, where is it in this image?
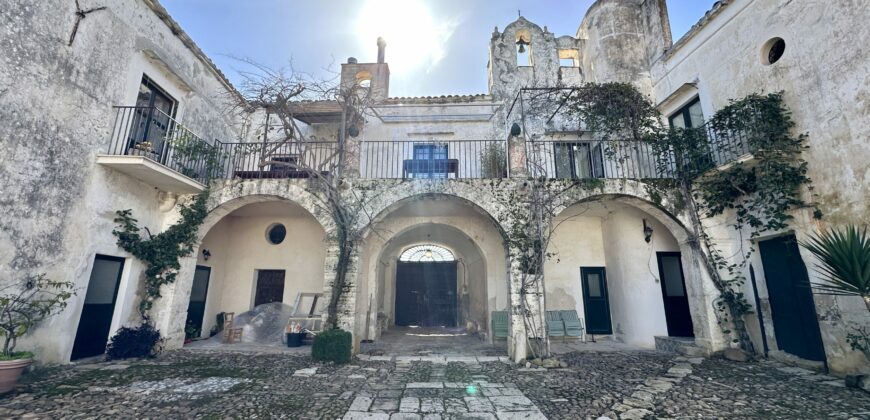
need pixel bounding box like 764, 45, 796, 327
266, 224, 287, 245
762, 38, 786, 65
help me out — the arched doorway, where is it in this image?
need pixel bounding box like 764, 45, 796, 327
355, 195, 509, 353
185, 200, 327, 340
546, 198, 702, 348
395, 244, 458, 327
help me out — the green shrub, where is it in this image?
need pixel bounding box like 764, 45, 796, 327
311, 329, 352, 364
106, 324, 162, 360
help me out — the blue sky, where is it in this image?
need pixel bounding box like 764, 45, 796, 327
162, 0, 714, 97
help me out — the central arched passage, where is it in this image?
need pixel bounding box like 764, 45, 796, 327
355, 195, 509, 354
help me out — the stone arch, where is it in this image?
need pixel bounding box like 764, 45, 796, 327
356, 181, 511, 242
201, 181, 335, 239
364, 222, 498, 339
552, 192, 693, 244
551, 189, 725, 351
154, 181, 333, 349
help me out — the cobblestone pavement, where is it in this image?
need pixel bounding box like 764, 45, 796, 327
0, 349, 868, 419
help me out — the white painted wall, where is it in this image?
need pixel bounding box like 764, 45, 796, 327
652, 0, 870, 372
545, 201, 681, 348
602, 208, 678, 348
544, 216, 606, 322
194, 205, 326, 337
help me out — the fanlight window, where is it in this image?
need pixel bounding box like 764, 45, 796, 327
399, 244, 455, 262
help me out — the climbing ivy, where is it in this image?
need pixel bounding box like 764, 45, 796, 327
112, 190, 210, 319
561, 84, 812, 350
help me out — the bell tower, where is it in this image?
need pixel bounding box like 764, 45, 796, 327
341, 37, 390, 102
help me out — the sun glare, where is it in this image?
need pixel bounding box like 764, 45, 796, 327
357, 0, 455, 74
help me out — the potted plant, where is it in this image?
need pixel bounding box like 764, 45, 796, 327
0, 274, 74, 393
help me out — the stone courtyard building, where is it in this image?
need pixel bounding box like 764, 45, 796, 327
1, 0, 868, 379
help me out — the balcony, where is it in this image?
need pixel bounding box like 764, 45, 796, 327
359, 140, 508, 179
98, 106, 219, 193
99, 106, 754, 188
524, 120, 753, 180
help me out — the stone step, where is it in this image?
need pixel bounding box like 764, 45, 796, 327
654, 336, 706, 357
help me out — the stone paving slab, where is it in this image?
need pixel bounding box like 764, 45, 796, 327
1, 349, 868, 419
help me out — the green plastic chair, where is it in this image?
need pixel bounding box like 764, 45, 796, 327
491, 311, 509, 339
546, 311, 565, 337
559, 310, 584, 337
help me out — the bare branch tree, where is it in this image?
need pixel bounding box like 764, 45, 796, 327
224, 60, 381, 330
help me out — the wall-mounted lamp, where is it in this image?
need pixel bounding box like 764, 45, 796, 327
510, 122, 522, 137
202, 248, 212, 261
642, 219, 654, 243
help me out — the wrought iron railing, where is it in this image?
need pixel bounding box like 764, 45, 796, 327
359, 140, 509, 179
525, 121, 754, 180
525, 140, 675, 179
107, 106, 223, 182
107, 107, 753, 183
216, 141, 339, 180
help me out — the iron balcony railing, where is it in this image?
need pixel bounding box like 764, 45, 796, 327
216, 141, 339, 180
107, 107, 753, 183
526, 140, 674, 179
359, 140, 509, 179
525, 121, 754, 180
107, 106, 224, 182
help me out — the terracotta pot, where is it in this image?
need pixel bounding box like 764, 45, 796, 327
0, 358, 33, 394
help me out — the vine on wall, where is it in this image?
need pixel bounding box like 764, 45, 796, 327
561, 84, 811, 350
112, 190, 210, 320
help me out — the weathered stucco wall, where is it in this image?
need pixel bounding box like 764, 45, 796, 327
195, 203, 327, 337
652, 0, 870, 373
602, 206, 678, 348
0, 0, 245, 363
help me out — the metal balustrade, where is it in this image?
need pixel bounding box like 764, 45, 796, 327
106, 107, 754, 183
359, 140, 508, 179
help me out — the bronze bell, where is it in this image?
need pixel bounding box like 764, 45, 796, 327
517, 39, 528, 53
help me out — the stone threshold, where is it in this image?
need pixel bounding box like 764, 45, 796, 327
357, 355, 512, 364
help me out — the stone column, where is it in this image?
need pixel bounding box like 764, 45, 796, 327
320, 237, 361, 348
508, 134, 529, 178
508, 247, 547, 362
151, 253, 199, 350
341, 135, 361, 179
679, 240, 729, 354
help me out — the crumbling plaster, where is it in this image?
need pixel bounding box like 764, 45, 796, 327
651, 0, 870, 374
0, 0, 245, 363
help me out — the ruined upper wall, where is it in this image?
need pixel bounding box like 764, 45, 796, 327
487, 17, 586, 100
576, 0, 671, 94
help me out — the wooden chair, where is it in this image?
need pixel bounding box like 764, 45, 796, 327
222, 312, 244, 344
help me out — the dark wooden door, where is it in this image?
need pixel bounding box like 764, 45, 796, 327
395, 262, 457, 327
657, 252, 695, 337
185, 266, 211, 337
758, 235, 826, 362
71, 255, 125, 360
254, 270, 285, 307
581, 267, 612, 334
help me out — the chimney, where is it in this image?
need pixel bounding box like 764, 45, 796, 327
377, 37, 387, 64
